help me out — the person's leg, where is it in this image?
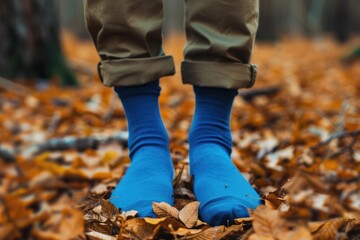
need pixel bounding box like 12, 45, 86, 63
84, 0, 175, 217
182, 0, 262, 226
84, 0, 175, 87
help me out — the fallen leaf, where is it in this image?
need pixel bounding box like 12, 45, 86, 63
309, 218, 353, 240
125, 218, 158, 239
283, 171, 327, 195
121, 210, 138, 219
249, 205, 312, 240
216, 224, 245, 239
179, 201, 200, 228
143, 217, 167, 225
234, 217, 253, 225
100, 199, 118, 219
152, 202, 179, 218
170, 227, 203, 236
91, 183, 109, 195
172, 166, 184, 188
190, 226, 226, 240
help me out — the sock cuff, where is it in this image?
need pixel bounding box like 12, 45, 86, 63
114, 79, 161, 99
193, 86, 238, 100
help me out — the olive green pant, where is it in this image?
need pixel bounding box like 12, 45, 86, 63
84, 0, 259, 89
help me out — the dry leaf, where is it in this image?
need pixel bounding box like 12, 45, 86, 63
100, 199, 118, 219
171, 228, 203, 236
152, 202, 179, 218
0, 224, 18, 240
263, 191, 287, 210
58, 207, 85, 239
172, 166, 184, 187
309, 218, 352, 240
216, 224, 245, 239
179, 201, 200, 228
234, 217, 253, 225
143, 217, 167, 225
125, 218, 158, 239
195, 219, 207, 227
249, 205, 312, 240
91, 183, 109, 195
189, 226, 226, 240
31, 229, 63, 240
121, 210, 138, 219
283, 171, 327, 195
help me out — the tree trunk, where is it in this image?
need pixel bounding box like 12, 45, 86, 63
0, 0, 77, 86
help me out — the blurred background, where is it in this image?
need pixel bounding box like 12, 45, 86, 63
0, 0, 359, 84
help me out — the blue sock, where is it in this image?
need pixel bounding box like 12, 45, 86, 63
189, 86, 261, 226
110, 80, 174, 217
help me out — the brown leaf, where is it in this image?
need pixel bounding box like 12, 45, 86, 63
189, 226, 226, 240
29, 171, 59, 189
263, 191, 287, 210
0, 224, 18, 240
152, 202, 179, 218
91, 223, 115, 235
100, 199, 118, 219
91, 183, 109, 195
125, 218, 158, 239
151, 217, 188, 239
179, 201, 200, 228
170, 227, 203, 237
172, 166, 184, 188
121, 210, 138, 219
195, 219, 207, 227
309, 218, 352, 240
249, 205, 312, 240
58, 207, 85, 239
234, 217, 253, 224
283, 171, 327, 195
143, 217, 167, 225
217, 224, 244, 239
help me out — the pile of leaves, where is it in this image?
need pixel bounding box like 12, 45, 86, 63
0, 34, 360, 239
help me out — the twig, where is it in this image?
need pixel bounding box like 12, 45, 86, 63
0, 146, 16, 163
311, 130, 360, 150
0, 132, 129, 161
329, 134, 358, 159
22, 131, 128, 158
0, 76, 31, 95
238, 85, 281, 101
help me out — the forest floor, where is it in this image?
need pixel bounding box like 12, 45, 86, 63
0, 34, 360, 240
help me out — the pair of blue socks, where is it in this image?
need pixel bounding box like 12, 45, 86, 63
111, 80, 261, 226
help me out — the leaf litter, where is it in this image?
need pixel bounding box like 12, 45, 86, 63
0, 34, 360, 239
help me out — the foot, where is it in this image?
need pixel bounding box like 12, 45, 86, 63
110, 147, 173, 217
189, 86, 261, 226
110, 80, 174, 217
190, 144, 261, 226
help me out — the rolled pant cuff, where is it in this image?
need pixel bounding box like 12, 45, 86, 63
181, 60, 257, 89
98, 56, 176, 87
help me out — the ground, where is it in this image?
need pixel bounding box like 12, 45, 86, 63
0, 34, 359, 240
